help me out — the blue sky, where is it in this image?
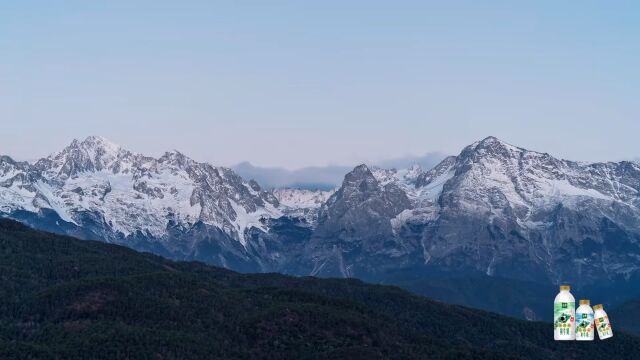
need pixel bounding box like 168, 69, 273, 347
1, 1, 638, 168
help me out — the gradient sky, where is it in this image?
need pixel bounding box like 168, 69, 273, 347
1, 1, 638, 168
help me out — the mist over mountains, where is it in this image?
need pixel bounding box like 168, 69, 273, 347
232, 162, 349, 191
232, 152, 447, 190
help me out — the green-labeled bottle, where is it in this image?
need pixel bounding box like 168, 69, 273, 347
554, 285, 575, 340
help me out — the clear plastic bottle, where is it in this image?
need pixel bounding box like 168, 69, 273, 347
575, 299, 594, 341
593, 304, 613, 340
554, 285, 575, 340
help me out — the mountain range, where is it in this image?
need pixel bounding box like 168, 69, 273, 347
2, 135, 640, 320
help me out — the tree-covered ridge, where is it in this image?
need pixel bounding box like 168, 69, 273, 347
611, 299, 640, 335
0, 219, 637, 359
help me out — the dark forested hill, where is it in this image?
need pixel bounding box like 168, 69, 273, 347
611, 299, 640, 335
0, 219, 637, 360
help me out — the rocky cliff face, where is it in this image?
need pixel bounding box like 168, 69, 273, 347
423, 137, 640, 286
302, 137, 640, 287
297, 164, 415, 277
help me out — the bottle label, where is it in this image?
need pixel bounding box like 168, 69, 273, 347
554, 302, 575, 336
575, 312, 594, 338
595, 315, 612, 338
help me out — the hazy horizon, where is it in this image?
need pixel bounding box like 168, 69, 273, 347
5, 133, 449, 170
2, 1, 639, 168
5, 134, 639, 173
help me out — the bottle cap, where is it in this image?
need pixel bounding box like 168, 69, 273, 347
559, 285, 570, 291
579, 299, 590, 305
593, 304, 603, 310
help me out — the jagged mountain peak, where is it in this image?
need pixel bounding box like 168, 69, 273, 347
461, 136, 525, 160
80, 135, 120, 149
349, 163, 372, 175
63, 135, 124, 159
0, 155, 18, 165
477, 135, 506, 145
471, 136, 518, 149
158, 149, 196, 168
34, 136, 133, 178
341, 164, 381, 192
457, 136, 565, 172
164, 149, 183, 155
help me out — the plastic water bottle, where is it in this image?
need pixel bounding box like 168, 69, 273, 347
593, 304, 613, 340
575, 299, 594, 341
554, 285, 575, 340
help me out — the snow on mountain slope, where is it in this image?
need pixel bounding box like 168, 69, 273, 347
272, 188, 334, 222
0, 136, 282, 246
412, 138, 640, 284
273, 188, 333, 209
364, 137, 640, 229
4, 135, 640, 288
303, 136, 640, 285
434, 136, 640, 221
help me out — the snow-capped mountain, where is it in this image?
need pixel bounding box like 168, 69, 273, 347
272, 188, 334, 221
302, 136, 640, 288
1, 136, 306, 270
4, 136, 284, 241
